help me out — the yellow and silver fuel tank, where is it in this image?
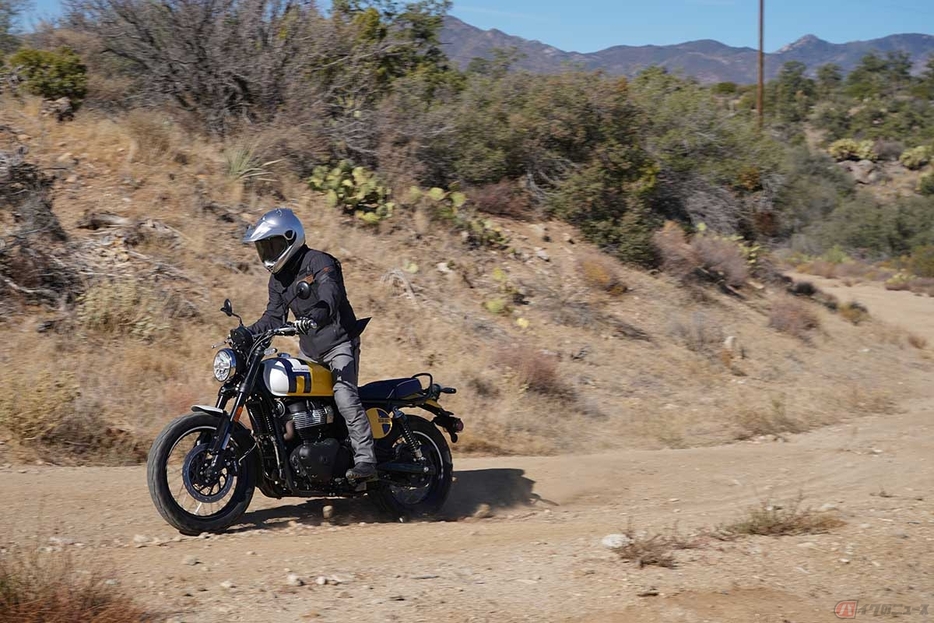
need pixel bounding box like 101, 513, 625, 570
261, 355, 333, 397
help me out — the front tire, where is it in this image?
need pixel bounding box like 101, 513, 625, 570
371, 415, 453, 519
147, 413, 255, 535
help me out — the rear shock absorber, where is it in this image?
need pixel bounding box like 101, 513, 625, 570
393, 408, 424, 461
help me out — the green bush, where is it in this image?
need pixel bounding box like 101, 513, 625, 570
920, 172, 934, 197
910, 245, 934, 278
899, 146, 932, 170
8, 47, 88, 102
828, 138, 877, 162
308, 161, 394, 224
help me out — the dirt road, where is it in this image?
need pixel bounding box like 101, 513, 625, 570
2, 281, 933, 623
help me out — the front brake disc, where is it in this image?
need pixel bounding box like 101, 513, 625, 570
182, 442, 236, 504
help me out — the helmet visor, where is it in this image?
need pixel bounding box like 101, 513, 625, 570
254, 236, 289, 266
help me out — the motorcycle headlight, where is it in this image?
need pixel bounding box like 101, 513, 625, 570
213, 349, 239, 382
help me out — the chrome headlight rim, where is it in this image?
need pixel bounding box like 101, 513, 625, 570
213, 348, 239, 382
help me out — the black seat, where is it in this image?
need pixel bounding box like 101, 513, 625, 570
358, 377, 424, 403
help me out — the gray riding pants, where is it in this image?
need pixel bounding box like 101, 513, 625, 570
303, 338, 376, 465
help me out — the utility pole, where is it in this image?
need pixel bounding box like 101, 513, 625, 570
757, 0, 764, 130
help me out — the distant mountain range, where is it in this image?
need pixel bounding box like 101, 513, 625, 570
441, 16, 934, 84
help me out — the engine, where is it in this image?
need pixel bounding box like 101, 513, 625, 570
280, 399, 351, 483
284, 399, 335, 441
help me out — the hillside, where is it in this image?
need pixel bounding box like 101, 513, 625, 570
441, 16, 934, 83
1, 96, 931, 466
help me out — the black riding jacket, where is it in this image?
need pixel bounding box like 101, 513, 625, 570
248, 246, 360, 361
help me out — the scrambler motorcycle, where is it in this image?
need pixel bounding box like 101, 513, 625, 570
146, 282, 464, 535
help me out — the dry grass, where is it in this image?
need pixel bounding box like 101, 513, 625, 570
0, 549, 150, 623
609, 525, 701, 568
125, 109, 179, 164
653, 222, 699, 281
718, 496, 845, 538
838, 300, 870, 325
734, 396, 806, 439
691, 235, 749, 287
1, 97, 929, 462
769, 296, 821, 340
499, 346, 572, 399
669, 312, 724, 356
578, 255, 628, 296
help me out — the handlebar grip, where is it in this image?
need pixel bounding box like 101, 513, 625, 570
441, 387, 457, 394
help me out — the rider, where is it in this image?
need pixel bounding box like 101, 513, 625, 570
242, 208, 377, 481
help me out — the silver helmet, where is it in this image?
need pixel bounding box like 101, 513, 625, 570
243, 208, 306, 274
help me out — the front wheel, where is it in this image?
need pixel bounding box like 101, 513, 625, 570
370, 415, 453, 519
147, 413, 255, 535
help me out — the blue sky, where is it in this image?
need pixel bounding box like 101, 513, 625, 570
23, 0, 934, 53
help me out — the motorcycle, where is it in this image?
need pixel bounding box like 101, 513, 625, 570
146, 282, 464, 535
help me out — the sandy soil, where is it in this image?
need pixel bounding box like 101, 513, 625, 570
1, 280, 933, 622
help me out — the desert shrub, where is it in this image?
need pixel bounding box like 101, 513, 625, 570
499, 346, 572, 399
608, 526, 699, 568
828, 138, 877, 162
653, 222, 699, 281
899, 145, 932, 170
0, 549, 149, 623
0, 366, 145, 464
885, 273, 911, 291
872, 139, 904, 162
769, 296, 821, 340
919, 172, 934, 196
735, 395, 805, 438
719, 496, 844, 537
469, 180, 533, 219
909, 245, 934, 278
838, 301, 870, 325
75, 279, 169, 341
224, 143, 280, 184
7, 47, 88, 103
125, 110, 176, 163
669, 313, 724, 356
578, 255, 628, 296
691, 233, 750, 287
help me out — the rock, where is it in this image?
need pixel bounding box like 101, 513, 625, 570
42, 98, 74, 122
389, 595, 406, 601
797, 542, 816, 548
436, 262, 452, 274
529, 224, 550, 241
637, 588, 659, 597
48, 536, 75, 547
534, 248, 550, 262
182, 555, 200, 566
132, 535, 150, 547
286, 573, 305, 587
322, 505, 334, 521
860, 523, 871, 529
472, 504, 493, 519
818, 503, 838, 512
850, 159, 877, 184
315, 576, 328, 586
839, 558, 851, 564
337, 590, 352, 598
220, 580, 236, 590
562, 232, 575, 244
65, 175, 78, 184
601, 534, 632, 550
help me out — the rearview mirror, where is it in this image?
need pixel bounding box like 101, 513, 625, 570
295, 281, 311, 300
221, 299, 234, 317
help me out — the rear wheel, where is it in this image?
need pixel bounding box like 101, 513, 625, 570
371, 415, 452, 519
147, 413, 255, 535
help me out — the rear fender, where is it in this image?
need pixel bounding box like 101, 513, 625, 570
419, 401, 464, 443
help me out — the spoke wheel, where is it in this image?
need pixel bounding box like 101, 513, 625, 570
371, 415, 452, 519
148, 413, 256, 535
